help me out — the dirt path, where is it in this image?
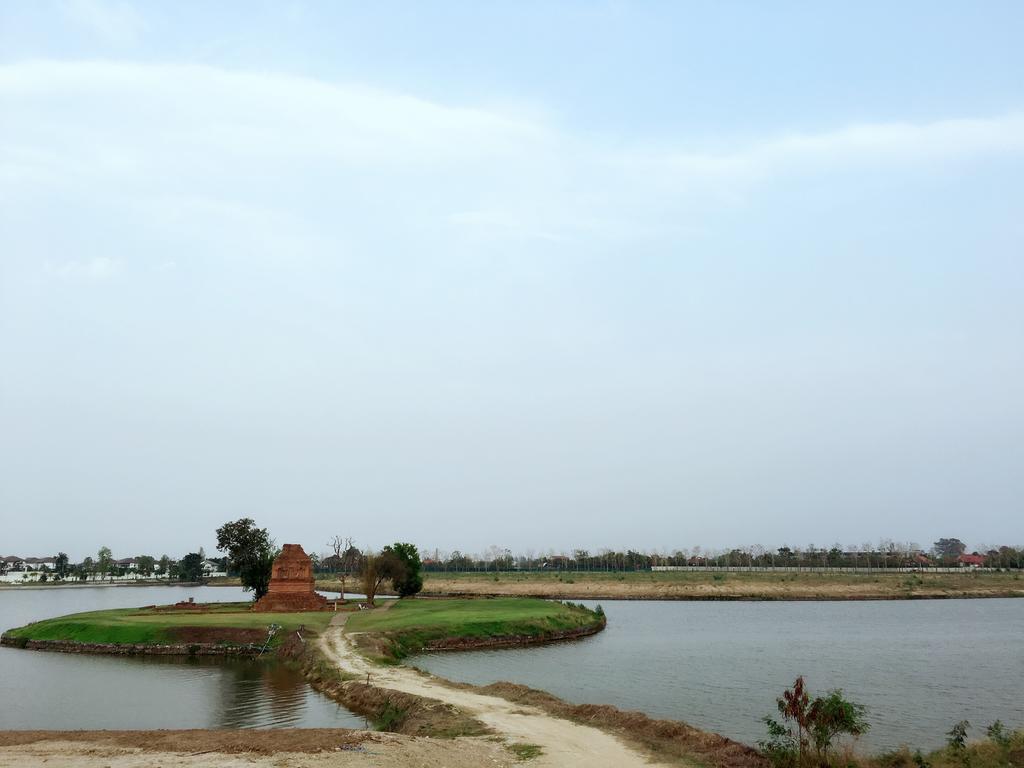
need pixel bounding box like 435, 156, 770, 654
320, 612, 673, 768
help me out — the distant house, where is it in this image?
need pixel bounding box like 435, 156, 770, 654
541, 555, 571, 569
957, 553, 985, 568
2, 555, 26, 572
200, 560, 226, 577
116, 558, 139, 570
913, 554, 932, 566
23, 556, 57, 570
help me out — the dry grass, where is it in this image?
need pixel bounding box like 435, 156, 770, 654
417, 571, 1024, 601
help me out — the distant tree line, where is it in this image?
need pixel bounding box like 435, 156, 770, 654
7, 535, 1020, 584
345, 539, 1024, 573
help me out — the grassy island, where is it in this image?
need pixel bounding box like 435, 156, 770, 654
2, 602, 335, 653
344, 597, 605, 660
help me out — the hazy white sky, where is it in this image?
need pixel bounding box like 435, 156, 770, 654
1, 2, 1022, 560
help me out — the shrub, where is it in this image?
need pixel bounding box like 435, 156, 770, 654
946, 721, 971, 768
760, 677, 869, 768
376, 700, 407, 731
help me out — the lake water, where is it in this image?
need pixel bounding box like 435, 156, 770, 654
412, 598, 1024, 751
0, 585, 366, 729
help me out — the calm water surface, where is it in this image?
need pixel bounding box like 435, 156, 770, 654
0, 585, 365, 729
412, 599, 1024, 751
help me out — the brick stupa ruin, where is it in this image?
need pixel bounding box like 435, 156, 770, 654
252, 544, 328, 612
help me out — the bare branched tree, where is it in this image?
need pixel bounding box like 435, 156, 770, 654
328, 535, 355, 600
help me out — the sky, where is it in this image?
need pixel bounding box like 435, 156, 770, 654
1, 1, 1023, 561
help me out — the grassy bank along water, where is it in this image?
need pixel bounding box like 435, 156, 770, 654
344, 597, 605, 661
2, 602, 335, 653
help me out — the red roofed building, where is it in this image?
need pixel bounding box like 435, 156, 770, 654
957, 553, 985, 568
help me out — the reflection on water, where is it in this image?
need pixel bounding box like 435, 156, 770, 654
412, 598, 1024, 751
0, 585, 365, 730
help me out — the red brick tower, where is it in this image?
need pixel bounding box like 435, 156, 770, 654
252, 544, 328, 612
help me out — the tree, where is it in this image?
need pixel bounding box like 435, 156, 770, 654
934, 538, 967, 560
136, 555, 155, 576
158, 555, 171, 576
97, 546, 113, 580
55, 552, 69, 578
215, 518, 275, 600
807, 689, 869, 765
360, 549, 403, 606
179, 552, 204, 582
384, 542, 423, 597
946, 720, 971, 768
331, 536, 360, 598
760, 677, 869, 768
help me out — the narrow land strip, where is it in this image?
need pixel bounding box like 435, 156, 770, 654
319, 611, 676, 768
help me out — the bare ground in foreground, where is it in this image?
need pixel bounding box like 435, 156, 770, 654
0, 730, 516, 768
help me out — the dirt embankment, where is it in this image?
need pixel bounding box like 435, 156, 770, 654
421, 621, 605, 651
0, 624, 268, 657
420, 574, 1024, 601
0, 730, 517, 768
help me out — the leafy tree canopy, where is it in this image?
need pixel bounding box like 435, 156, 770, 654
179, 552, 204, 582
384, 542, 424, 597
215, 518, 275, 600
933, 538, 967, 559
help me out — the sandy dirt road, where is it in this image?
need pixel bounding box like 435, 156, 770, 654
320, 614, 672, 768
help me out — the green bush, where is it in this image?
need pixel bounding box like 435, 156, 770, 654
760, 676, 869, 768
376, 700, 407, 731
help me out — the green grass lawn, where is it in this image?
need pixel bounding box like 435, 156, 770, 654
345, 597, 603, 659
4, 603, 334, 646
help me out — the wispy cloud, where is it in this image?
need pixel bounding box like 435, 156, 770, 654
1, 59, 1022, 275
665, 115, 1024, 182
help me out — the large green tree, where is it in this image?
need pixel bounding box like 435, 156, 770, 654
215, 518, 275, 600
384, 542, 423, 597
933, 538, 967, 561
359, 549, 404, 606
178, 552, 204, 582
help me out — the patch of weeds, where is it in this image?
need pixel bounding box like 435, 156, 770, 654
712, 573, 726, 582
375, 700, 408, 731
507, 743, 543, 761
